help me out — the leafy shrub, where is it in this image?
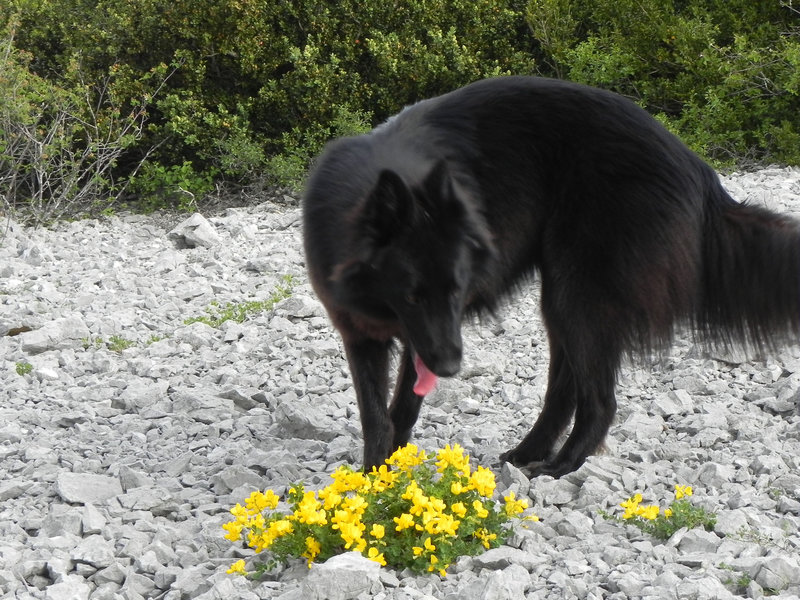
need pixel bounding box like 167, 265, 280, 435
529, 0, 800, 165
2, 0, 799, 214
128, 161, 215, 213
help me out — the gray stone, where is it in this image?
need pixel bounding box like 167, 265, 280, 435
55, 472, 122, 504
750, 454, 788, 475
0, 480, 32, 501
499, 462, 530, 498
714, 508, 750, 536
277, 294, 324, 318
650, 389, 694, 416
116, 486, 173, 512
159, 452, 194, 477
45, 575, 91, 600
173, 322, 218, 349
118, 465, 154, 491
621, 412, 665, 441
677, 529, 722, 554
170, 387, 235, 424
210, 465, 263, 495
471, 546, 540, 571
122, 572, 158, 597
81, 503, 107, 535
20, 316, 91, 354
613, 572, 647, 596
676, 575, 736, 600
552, 510, 594, 537
696, 462, 735, 488
93, 563, 127, 586
755, 556, 800, 590
273, 392, 339, 442
533, 477, 580, 505
459, 564, 530, 600
71, 535, 116, 568
171, 566, 214, 597
41, 507, 83, 537
302, 552, 383, 600
154, 566, 183, 589
168, 213, 221, 248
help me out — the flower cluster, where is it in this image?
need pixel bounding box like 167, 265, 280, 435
613, 484, 715, 540
223, 444, 537, 577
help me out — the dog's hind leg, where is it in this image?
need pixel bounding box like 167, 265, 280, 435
344, 338, 394, 470
500, 339, 577, 466
388, 345, 424, 451
505, 267, 624, 477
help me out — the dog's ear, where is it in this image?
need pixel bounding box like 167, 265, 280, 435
425, 160, 497, 264
423, 160, 452, 203
360, 169, 413, 247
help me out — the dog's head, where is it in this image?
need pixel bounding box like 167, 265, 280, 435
333, 161, 495, 379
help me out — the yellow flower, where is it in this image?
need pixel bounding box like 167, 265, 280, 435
450, 481, 466, 495
503, 491, 528, 517
302, 536, 321, 566
247, 513, 265, 530
424, 537, 436, 552
620, 494, 643, 520
367, 546, 386, 566
423, 511, 460, 536
664, 508, 673, 518
319, 488, 343, 510
370, 464, 398, 492
226, 559, 247, 575
337, 521, 366, 550
394, 512, 415, 532
387, 444, 429, 471
474, 527, 498, 549
469, 466, 496, 497
229, 503, 249, 522
435, 444, 470, 475
370, 523, 385, 539
450, 502, 467, 518
472, 500, 489, 519
222, 520, 243, 542
342, 495, 368, 515
675, 485, 693, 500
245, 489, 279, 513
297, 491, 327, 526
329, 466, 370, 493
427, 554, 442, 573
637, 504, 660, 520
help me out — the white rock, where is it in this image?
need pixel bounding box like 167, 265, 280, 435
168, 213, 221, 248
20, 316, 91, 354
45, 574, 91, 600
55, 472, 122, 504
302, 552, 383, 600
71, 535, 116, 569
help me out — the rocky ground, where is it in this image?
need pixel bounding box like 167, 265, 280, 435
1, 168, 799, 600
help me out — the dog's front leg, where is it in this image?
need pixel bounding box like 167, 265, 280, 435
389, 345, 424, 450
343, 338, 393, 470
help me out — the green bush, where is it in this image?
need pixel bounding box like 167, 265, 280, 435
2, 0, 799, 218
528, 0, 800, 165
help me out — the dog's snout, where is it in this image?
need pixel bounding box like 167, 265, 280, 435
431, 347, 462, 377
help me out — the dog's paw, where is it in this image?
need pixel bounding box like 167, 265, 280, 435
499, 446, 553, 468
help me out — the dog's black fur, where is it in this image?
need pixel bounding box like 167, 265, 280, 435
302, 76, 800, 477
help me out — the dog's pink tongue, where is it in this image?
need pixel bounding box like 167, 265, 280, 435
413, 354, 438, 396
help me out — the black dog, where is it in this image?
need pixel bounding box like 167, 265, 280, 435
302, 76, 800, 477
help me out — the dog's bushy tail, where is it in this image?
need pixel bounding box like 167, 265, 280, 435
697, 173, 800, 353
